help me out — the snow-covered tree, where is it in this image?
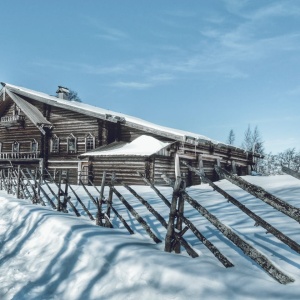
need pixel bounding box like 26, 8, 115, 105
258, 148, 300, 175
278, 148, 300, 172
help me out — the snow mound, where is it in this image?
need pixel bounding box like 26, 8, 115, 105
81, 135, 170, 157
1, 175, 300, 299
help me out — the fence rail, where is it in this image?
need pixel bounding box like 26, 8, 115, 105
0, 152, 39, 159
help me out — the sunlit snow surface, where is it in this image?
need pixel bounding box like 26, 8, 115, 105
0, 175, 300, 299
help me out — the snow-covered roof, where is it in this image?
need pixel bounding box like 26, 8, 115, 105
0, 82, 242, 150
80, 135, 170, 157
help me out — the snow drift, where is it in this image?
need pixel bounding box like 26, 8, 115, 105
0, 175, 300, 299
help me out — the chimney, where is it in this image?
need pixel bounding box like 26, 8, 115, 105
56, 86, 70, 100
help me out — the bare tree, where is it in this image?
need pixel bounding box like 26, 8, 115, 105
241, 125, 264, 155
241, 125, 253, 151
252, 126, 264, 155
227, 129, 235, 145
241, 125, 264, 173
68, 89, 81, 102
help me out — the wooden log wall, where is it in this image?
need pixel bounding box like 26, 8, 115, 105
178, 142, 250, 178
47, 162, 79, 184
153, 156, 175, 185
48, 106, 99, 156
92, 157, 148, 185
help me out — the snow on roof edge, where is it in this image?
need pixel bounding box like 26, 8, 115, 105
2, 82, 245, 152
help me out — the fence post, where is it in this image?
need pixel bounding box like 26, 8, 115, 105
57, 170, 62, 211
0, 169, 3, 190
96, 171, 106, 226
16, 165, 21, 199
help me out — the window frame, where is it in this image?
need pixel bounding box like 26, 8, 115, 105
31, 139, 38, 153
12, 141, 20, 153
67, 134, 77, 154
85, 133, 95, 152
50, 134, 60, 153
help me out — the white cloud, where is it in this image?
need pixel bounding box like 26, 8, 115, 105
149, 73, 174, 82
95, 28, 128, 41
83, 16, 129, 41
111, 81, 152, 90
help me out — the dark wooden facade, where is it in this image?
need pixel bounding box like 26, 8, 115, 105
0, 83, 254, 185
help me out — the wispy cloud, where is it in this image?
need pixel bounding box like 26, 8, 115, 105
111, 81, 152, 90
95, 27, 128, 41
83, 16, 129, 41
34, 2, 300, 91
226, 0, 300, 20
149, 73, 174, 82
77, 63, 132, 75
164, 10, 197, 18
32, 60, 133, 75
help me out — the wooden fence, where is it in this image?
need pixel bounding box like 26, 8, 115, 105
0, 164, 298, 284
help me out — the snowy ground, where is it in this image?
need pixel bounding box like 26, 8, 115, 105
0, 175, 300, 299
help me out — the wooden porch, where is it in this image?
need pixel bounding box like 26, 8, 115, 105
0, 152, 40, 160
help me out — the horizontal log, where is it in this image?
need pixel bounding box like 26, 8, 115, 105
282, 166, 300, 180
111, 186, 162, 244
183, 163, 300, 255
138, 172, 234, 267
182, 191, 294, 284
215, 166, 300, 224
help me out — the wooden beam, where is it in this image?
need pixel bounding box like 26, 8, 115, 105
111, 186, 162, 244
183, 162, 300, 256
114, 177, 198, 258
215, 166, 300, 223
282, 166, 300, 180
182, 191, 294, 284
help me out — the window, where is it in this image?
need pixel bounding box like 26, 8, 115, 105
51, 134, 60, 153
13, 104, 21, 116
85, 133, 95, 152
12, 141, 19, 153
31, 139, 38, 152
67, 134, 77, 153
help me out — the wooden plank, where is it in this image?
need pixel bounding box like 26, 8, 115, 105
165, 186, 180, 252
184, 162, 300, 256
41, 169, 80, 216
282, 166, 300, 180
68, 183, 94, 220
215, 166, 300, 223
138, 172, 233, 267
182, 191, 294, 284
22, 169, 52, 208
16, 165, 21, 199
96, 172, 106, 226
114, 177, 198, 258
110, 204, 134, 234
111, 186, 162, 244
79, 179, 98, 207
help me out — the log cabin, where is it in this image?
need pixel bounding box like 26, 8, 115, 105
0, 82, 255, 185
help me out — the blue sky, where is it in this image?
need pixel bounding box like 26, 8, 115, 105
1, 0, 299, 153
